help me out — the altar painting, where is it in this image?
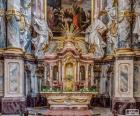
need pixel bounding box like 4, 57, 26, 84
47, 0, 92, 33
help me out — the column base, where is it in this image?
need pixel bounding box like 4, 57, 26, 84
2, 97, 26, 114
112, 97, 136, 115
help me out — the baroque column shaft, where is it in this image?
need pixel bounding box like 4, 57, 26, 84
7, 0, 21, 48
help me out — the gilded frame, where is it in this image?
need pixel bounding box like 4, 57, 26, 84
44, 0, 94, 32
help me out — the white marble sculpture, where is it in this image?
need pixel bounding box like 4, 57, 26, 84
20, 0, 32, 52
85, 19, 107, 58
133, 0, 140, 42
99, 64, 110, 95
32, 12, 53, 58
106, 6, 118, 54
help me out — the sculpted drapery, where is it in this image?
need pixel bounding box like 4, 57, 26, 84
85, 19, 107, 58
20, 0, 32, 52
32, 12, 53, 58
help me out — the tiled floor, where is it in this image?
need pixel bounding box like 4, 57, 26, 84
27, 107, 113, 116
0, 107, 113, 116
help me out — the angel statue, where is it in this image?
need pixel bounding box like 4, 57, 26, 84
133, 0, 140, 48
85, 19, 107, 58
32, 12, 53, 58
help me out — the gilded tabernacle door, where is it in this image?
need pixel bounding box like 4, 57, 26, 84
64, 63, 74, 91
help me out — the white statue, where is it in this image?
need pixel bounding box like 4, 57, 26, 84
20, 0, 32, 52
133, 0, 140, 42
100, 64, 110, 95
32, 12, 53, 58
85, 19, 107, 58
106, 6, 118, 54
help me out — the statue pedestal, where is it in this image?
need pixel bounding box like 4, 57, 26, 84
2, 48, 26, 114
112, 48, 136, 115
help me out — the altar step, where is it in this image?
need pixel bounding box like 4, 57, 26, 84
45, 109, 93, 116
50, 105, 89, 110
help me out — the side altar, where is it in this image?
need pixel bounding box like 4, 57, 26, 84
40, 33, 97, 109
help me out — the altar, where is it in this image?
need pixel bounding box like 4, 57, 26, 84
43, 33, 95, 91
41, 33, 97, 109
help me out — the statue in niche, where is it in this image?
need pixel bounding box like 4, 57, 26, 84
27, 64, 36, 94
133, 0, 140, 48
119, 65, 128, 92
106, 6, 118, 54
0, 0, 6, 48
20, 0, 32, 52
32, 11, 53, 58
99, 64, 110, 95
85, 19, 107, 58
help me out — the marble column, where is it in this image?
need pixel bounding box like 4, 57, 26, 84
0, 0, 6, 48
112, 1, 136, 115
2, 1, 26, 114
7, 0, 21, 48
